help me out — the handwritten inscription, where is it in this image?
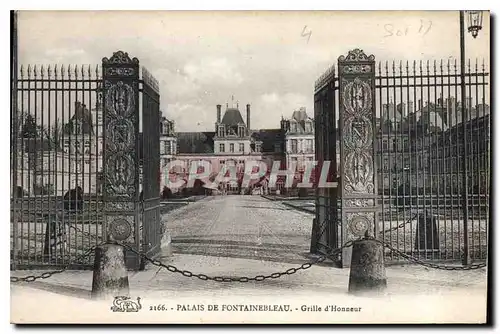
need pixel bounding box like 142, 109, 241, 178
384, 19, 432, 37
301, 25, 312, 43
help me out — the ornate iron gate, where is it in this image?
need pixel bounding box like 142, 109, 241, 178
311, 65, 340, 262
312, 48, 490, 267
10, 50, 162, 270
140, 67, 162, 267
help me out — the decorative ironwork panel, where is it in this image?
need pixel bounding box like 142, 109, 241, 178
102, 51, 141, 269
338, 49, 379, 268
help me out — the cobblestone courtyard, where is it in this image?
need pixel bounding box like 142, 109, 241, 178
165, 195, 314, 264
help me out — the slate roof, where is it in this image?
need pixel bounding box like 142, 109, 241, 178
176, 132, 215, 154
287, 108, 313, 133
221, 108, 245, 127
251, 129, 284, 153
291, 108, 308, 122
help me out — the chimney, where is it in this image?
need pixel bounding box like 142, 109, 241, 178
216, 104, 221, 123
408, 101, 414, 114
246, 104, 251, 133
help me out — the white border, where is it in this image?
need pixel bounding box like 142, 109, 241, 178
1, 1, 497, 333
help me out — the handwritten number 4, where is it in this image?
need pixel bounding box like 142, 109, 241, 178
384, 19, 432, 37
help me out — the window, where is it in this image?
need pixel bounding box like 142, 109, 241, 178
74, 120, 82, 135
165, 141, 171, 155
274, 142, 281, 153
393, 139, 399, 152
255, 143, 262, 152
239, 143, 244, 152
220, 143, 225, 152
290, 122, 297, 132
382, 140, 388, 151
291, 139, 298, 153
383, 157, 389, 171
306, 139, 313, 153
230, 143, 235, 152
305, 121, 313, 133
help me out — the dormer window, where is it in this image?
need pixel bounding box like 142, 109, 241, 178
290, 121, 297, 133
305, 121, 313, 133
218, 124, 225, 137
255, 142, 262, 152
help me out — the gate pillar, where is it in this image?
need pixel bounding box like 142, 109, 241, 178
338, 49, 380, 268
102, 51, 141, 270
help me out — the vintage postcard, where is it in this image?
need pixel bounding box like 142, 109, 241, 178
10, 10, 490, 324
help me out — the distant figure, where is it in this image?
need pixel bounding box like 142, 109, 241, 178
63, 186, 83, 212
161, 186, 172, 199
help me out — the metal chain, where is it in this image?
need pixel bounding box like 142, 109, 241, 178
116, 240, 355, 283
67, 222, 103, 241
10, 242, 103, 283
366, 236, 487, 270
317, 236, 486, 271
379, 213, 417, 234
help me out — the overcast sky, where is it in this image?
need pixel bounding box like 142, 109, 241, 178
18, 10, 490, 131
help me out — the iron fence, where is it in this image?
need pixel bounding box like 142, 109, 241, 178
375, 59, 490, 263
11, 57, 164, 269
312, 54, 490, 265
11, 64, 104, 269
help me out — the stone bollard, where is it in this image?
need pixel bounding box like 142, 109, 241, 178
414, 210, 439, 254
91, 243, 129, 300
348, 238, 387, 295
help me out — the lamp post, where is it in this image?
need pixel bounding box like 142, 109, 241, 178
460, 10, 483, 266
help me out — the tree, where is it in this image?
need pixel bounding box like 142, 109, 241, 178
21, 113, 38, 138
42, 118, 62, 150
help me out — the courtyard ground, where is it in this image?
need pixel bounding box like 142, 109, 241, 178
10, 195, 488, 324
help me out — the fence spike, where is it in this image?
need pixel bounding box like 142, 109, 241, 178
399, 60, 403, 76
33, 64, 38, 78
54, 64, 58, 78
385, 61, 388, 75
419, 60, 423, 73
413, 60, 416, 75
81, 64, 85, 78
27, 64, 32, 78
60, 64, 65, 78
433, 60, 437, 75
96, 64, 99, 78
482, 58, 485, 72
20, 65, 24, 78
40, 65, 45, 78
447, 59, 450, 72
439, 59, 443, 74
87, 64, 91, 78
74, 64, 78, 78
47, 64, 52, 78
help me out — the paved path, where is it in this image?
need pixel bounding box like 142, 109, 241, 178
164, 195, 314, 264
